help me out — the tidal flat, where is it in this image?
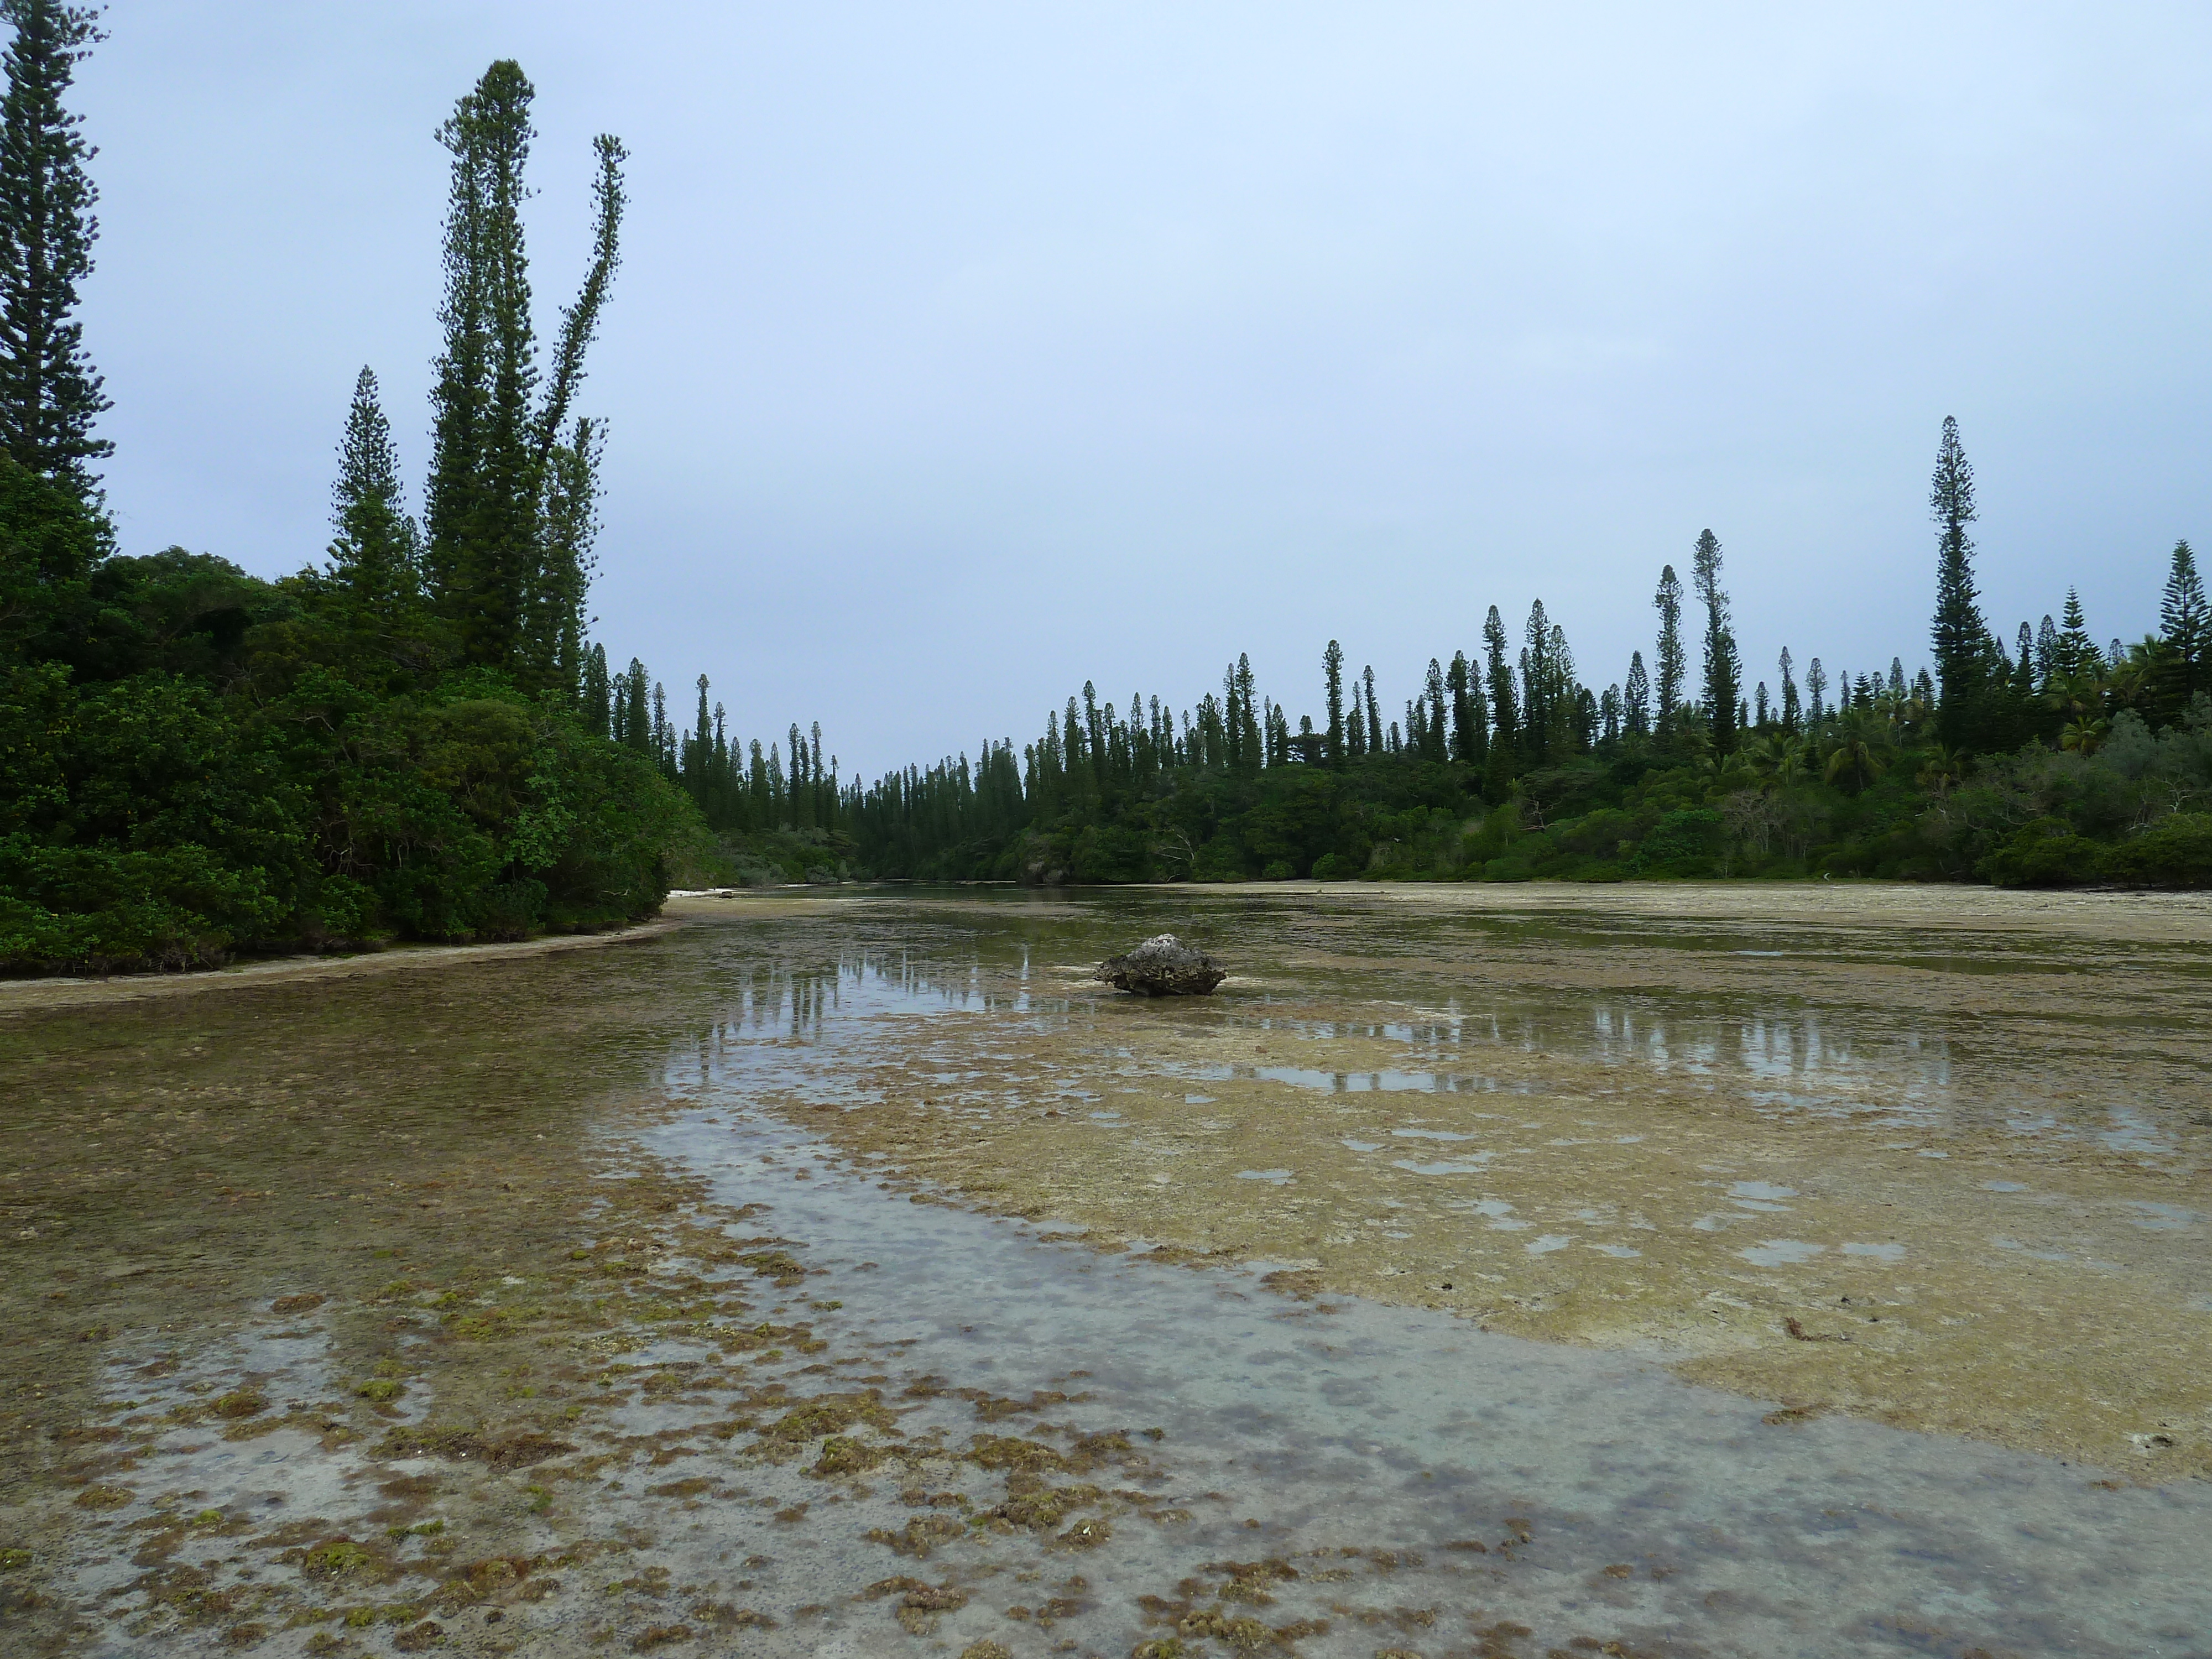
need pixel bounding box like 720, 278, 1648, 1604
3, 883, 2209, 1658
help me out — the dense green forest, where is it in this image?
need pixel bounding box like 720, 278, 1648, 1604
3, 8, 2208, 976
1, 15, 698, 972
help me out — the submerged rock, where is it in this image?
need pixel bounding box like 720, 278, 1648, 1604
1093, 933, 1227, 997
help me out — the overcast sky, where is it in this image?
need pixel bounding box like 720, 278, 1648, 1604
80, 3, 2212, 776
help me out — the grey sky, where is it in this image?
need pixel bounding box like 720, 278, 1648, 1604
82, 3, 2212, 776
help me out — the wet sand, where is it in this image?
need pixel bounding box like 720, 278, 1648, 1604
3, 884, 2207, 1657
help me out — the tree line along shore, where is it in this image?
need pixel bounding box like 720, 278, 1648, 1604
2, 7, 2206, 977
651, 459, 2208, 891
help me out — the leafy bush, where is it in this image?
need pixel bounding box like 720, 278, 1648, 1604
1979, 818, 2107, 888
1631, 808, 1723, 875
2103, 813, 2212, 888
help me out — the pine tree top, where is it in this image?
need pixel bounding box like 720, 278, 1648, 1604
0, 0, 112, 488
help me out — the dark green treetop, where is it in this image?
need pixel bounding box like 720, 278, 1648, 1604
2155, 539, 2207, 712
327, 366, 423, 628
2053, 587, 2101, 680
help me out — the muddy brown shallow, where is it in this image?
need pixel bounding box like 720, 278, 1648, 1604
3, 883, 2208, 1658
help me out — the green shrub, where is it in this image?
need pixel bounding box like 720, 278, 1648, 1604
2102, 812, 2212, 888
1631, 808, 1722, 874
0, 839, 284, 972
1979, 817, 2106, 888
1072, 824, 1149, 883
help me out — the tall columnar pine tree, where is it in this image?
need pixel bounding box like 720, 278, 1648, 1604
1482, 605, 1518, 758
1652, 564, 1685, 738
1521, 600, 1551, 765
1691, 529, 1740, 753
583, 642, 611, 737
1422, 658, 1448, 763
326, 367, 424, 632
1447, 649, 1481, 765
2155, 539, 2208, 713
1543, 620, 1581, 756
1777, 646, 1800, 733
1362, 665, 1383, 754
2010, 625, 2035, 700
1928, 415, 1992, 747
683, 674, 714, 800
1806, 656, 1828, 723
623, 657, 650, 749
1624, 650, 1651, 737
424, 59, 627, 694
0, 0, 108, 492
1322, 638, 1345, 765
1235, 653, 1261, 769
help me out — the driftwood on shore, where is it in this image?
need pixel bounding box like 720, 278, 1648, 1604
1093, 933, 1227, 997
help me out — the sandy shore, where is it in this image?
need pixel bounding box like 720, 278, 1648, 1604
1176, 877, 2212, 941
0, 916, 695, 1013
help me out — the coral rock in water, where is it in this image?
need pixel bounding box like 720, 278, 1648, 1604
1093, 934, 1227, 997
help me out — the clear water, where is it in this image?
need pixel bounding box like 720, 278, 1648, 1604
625, 948, 2212, 1658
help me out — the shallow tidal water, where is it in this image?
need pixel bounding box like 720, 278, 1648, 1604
5, 884, 2211, 1657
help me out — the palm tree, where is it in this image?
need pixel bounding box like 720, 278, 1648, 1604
1737, 733, 1785, 785
1823, 711, 1890, 793
2103, 650, 2151, 714
2045, 670, 2103, 726
2059, 716, 2109, 755
1916, 743, 1965, 797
